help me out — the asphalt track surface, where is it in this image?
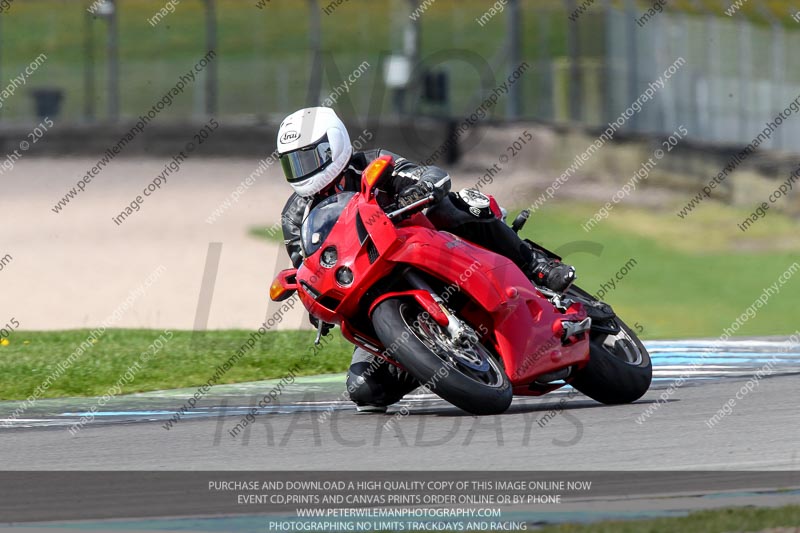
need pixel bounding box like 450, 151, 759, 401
1, 339, 799, 470
0, 339, 799, 529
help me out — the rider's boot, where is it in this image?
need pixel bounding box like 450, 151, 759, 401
347, 348, 419, 413
526, 254, 576, 293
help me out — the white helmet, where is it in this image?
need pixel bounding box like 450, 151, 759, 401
277, 107, 352, 197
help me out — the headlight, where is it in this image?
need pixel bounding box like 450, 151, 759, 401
335, 266, 354, 286
320, 246, 338, 268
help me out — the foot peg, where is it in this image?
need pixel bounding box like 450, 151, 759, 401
558, 317, 591, 344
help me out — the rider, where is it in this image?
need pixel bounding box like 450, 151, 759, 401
278, 107, 576, 412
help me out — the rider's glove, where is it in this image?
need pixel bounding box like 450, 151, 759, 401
397, 180, 444, 207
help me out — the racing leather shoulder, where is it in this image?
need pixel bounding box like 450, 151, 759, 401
281, 192, 311, 268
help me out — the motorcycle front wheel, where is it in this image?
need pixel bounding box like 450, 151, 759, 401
372, 298, 512, 415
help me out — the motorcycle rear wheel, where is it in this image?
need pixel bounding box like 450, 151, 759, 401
566, 285, 652, 404
372, 298, 512, 415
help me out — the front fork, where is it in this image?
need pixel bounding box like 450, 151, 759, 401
403, 270, 479, 347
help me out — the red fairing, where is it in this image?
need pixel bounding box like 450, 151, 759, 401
487, 195, 503, 219
386, 230, 588, 386
271, 156, 589, 397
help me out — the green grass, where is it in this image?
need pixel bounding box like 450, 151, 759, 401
516, 202, 800, 340
404, 504, 800, 532
532, 504, 800, 533
249, 224, 284, 243
0, 329, 352, 401
402, 504, 800, 532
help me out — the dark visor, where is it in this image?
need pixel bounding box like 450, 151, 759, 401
279, 135, 333, 183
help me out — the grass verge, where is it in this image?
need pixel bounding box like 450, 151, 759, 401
0, 329, 352, 402
515, 202, 800, 339
531, 504, 800, 533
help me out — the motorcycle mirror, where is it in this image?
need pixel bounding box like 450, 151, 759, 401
511, 209, 530, 233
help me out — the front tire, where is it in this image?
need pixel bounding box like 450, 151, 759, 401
372, 298, 512, 415
566, 286, 652, 404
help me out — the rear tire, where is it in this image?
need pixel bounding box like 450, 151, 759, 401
372, 298, 512, 415
566, 286, 652, 404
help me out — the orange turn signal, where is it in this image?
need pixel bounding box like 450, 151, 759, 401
361, 155, 393, 194
270, 269, 297, 301
270, 279, 289, 301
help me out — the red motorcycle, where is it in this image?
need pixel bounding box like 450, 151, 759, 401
270, 155, 651, 415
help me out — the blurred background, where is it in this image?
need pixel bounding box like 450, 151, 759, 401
4, 0, 800, 144
1, 0, 799, 340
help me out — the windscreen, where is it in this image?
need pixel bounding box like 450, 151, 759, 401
300, 192, 356, 257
